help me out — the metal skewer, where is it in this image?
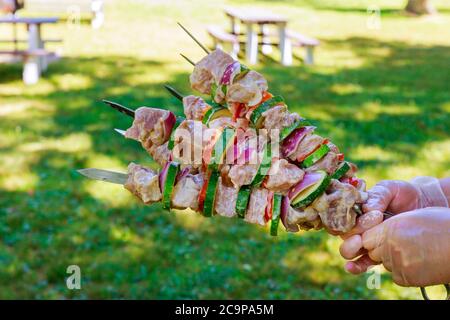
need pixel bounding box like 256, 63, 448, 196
180, 53, 196, 66
102, 99, 135, 118
114, 128, 126, 136
163, 85, 184, 101
177, 22, 209, 54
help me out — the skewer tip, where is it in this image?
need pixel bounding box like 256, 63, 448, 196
180, 53, 196, 66
114, 128, 127, 136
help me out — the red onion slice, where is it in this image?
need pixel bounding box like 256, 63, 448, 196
288, 171, 323, 200
163, 112, 176, 140
220, 61, 240, 85
281, 126, 315, 157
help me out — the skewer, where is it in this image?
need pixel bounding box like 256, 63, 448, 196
102, 99, 135, 118
177, 22, 209, 54
180, 53, 196, 66
163, 85, 184, 101
114, 128, 126, 136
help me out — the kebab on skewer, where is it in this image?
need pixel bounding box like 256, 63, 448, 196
97, 88, 367, 234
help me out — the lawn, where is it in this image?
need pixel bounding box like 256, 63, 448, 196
0, 0, 449, 299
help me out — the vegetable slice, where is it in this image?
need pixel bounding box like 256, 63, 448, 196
249, 95, 285, 128
301, 144, 330, 168
203, 170, 220, 217
288, 171, 323, 200
236, 185, 251, 218
209, 127, 235, 169
162, 162, 180, 210
270, 194, 283, 236
281, 126, 315, 157
331, 161, 350, 180
202, 106, 232, 125
280, 118, 311, 141
291, 170, 330, 208
251, 141, 272, 187
168, 116, 184, 150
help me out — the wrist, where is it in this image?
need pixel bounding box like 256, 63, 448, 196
410, 176, 449, 208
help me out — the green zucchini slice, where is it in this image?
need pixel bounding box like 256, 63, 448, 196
270, 194, 282, 236
331, 161, 351, 180
203, 170, 220, 217
162, 162, 180, 209
302, 144, 330, 168
280, 118, 311, 141
249, 95, 285, 128
292, 170, 330, 209
236, 185, 251, 219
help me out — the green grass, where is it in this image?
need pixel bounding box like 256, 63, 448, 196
0, 0, 449, 299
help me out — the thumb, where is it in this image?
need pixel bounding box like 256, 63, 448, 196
362, 181, 395, 213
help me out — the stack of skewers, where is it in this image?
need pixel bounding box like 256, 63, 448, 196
78, 24, 368, 236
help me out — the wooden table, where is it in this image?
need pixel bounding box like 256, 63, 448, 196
0, 16, 58, 84
224, 7, 292, 65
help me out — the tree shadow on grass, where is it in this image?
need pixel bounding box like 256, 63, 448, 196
1, 36, 448, 299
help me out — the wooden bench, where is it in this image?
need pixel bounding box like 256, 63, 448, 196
207, 25, 240, 59
286, 30, 319, 65
24, 0, 104, 28
0, 49, 57, 84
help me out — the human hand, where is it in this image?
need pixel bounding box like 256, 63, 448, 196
363, 178, 448, 214
362, 207, 450, 287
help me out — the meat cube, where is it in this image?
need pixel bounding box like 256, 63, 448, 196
319, 179, 363, 233
125, 107, 171, 147
172, 120, 205, 168
148, 141, 171, 167
265, 159, 304, 193
228, 163, 258, 188
305, 152, 339, 175
262, 106, 300, 131
245, 188, 269, 226
288, 134, 324, 162
183, 95, 211, 121
284, 196, 325, 232
227, 70, 268, 106
171, 173, 203, 210
215, 177, 238, 218
190, 49, 235, 95
124, 163, 161, 204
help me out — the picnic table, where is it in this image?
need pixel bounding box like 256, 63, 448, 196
0, 16, 58, 84
224, 7, 292, 66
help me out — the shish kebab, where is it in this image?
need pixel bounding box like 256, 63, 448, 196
79, 48, 368, 236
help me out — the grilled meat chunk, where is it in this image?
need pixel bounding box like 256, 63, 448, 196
227, 70, 268, 106
245, 188, 269, 226
190, 49, 235, 94
215, 177, 238, 218
319, 179, 366, 233
171, 173, 203, 211
266, 159, 304, 194
125, 163, 161, 204
125, 107, 171, 147
305, 152, 339, 175
289, 133, 325, 162
183, 95, 211, 121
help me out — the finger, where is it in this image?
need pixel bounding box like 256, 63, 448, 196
345, 255, 379, 274
362, 222, 386, 251
362, 182, 394, 213
368, 246, 383, 262
339, 234, 363, 260
341, 210, 384, 239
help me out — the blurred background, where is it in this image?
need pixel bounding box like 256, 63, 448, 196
0, 0, 449, 299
